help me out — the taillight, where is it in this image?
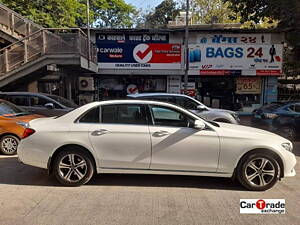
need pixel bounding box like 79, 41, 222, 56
22, 128, 35, 139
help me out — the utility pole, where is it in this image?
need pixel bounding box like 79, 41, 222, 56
184, 0, 190, 93
86, 0, 91, 69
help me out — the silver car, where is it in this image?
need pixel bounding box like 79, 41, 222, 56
127, 93, 239, 124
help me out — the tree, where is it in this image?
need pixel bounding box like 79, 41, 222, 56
224, 0, 300, 29
143, 0, 180, 28
0, 0, 136, 28
90, 0, 136, 28
191, 0, 238, 24
0, 0, 86, 28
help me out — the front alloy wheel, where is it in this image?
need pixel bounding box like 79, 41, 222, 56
53, 149, 94, 186
237, 153, 279, 191
245, 158, 276, 187
0, 135, 19, 155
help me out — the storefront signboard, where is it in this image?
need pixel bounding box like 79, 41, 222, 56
96, 33, 169, 44
189, 44, 283, 75
196, 34, 271, 44
236, 77, 262, 94
97, 43, 182, 69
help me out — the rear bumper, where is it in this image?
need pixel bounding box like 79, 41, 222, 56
18, 140, 48, 169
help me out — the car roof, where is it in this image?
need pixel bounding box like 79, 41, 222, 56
0, 92, 49, 97
127, 93, 188, 98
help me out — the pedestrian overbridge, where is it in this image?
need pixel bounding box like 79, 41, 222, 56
0, 3, 97, 90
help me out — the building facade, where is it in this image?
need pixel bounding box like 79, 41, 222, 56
78, 28, 283, 112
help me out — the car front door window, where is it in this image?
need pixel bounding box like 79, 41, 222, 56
150, 106, 193, 127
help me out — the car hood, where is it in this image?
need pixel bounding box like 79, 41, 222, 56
208, 108, 236, 114
215, 122, 288, 142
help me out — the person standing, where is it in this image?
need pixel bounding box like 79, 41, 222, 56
269, 45, 276, 62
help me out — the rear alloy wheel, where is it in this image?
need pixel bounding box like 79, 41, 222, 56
237, 153, 279, 191
280, 126, 296, 141
53, 149, 94, 186
0, 135, 19, 155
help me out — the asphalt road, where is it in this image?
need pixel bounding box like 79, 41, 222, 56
0, 143, 299, 225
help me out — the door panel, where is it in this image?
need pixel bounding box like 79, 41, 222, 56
149, 126, 220, 172
149, 105, 220, 172
88, 104, 152, 169
89, 124, 151, 169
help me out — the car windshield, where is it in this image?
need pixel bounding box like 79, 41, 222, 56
260, 103, 284, 111
46, 95, 78, 108
0, 101, 30, 117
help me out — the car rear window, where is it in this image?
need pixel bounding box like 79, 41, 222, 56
0, 101, 30, 117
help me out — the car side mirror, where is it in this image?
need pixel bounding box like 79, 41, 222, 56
197, 105, 207, 111
193, 120, 206, 130
44, 103, 54, 109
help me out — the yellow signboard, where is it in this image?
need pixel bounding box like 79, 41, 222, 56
236, 77, 262, 94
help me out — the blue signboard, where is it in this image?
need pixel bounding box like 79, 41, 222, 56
97, 43, 135, 63
96, 33, 169, 44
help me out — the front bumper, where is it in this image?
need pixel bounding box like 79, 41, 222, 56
282, 150, 297, 178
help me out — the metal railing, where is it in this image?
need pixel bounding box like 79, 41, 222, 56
0, 28, 97, 75
0, 2, 43, 38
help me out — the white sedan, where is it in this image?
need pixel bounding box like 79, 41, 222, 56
18, 100, 296, 191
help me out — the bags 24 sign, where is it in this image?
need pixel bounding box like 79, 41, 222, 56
98, 43, 181, 69
189, 44, 283, 72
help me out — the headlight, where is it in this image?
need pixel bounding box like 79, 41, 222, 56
263, 113, 278, 119
282, 143, 293, 152
231, 113, 240, 121
16, 122, 29, 128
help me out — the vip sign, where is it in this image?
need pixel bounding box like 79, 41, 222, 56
97, 43, 181, 69
189, 44, 283, 73
240, 199, 285, 214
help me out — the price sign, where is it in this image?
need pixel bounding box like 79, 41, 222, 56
236, 77, 262, 94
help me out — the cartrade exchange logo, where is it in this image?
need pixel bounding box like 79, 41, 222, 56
240, 199, 285, 214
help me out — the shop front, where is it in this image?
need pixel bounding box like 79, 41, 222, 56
92, 31, 182, 101
186, 33, 283, 112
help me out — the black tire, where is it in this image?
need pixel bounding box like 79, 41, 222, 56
0, 135, 19, 155
279, 126, 296, 141
53, 148, 94, 186
236, 152, 279, 191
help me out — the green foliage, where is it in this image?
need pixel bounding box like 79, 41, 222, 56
90, 0, 136, 28
143, 0, 180, 28
191, 0, 238, 24
224, 0, 300, 29
0, 0, 86, 28
0, 0, 136, 28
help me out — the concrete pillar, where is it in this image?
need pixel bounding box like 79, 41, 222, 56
66, 75, 72, 100
27, 81, 38, 93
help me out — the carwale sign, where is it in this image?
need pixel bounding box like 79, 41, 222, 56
97, 43, 181, 69
189, 44, 283, 74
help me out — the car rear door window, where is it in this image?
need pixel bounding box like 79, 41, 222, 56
101, 104, 148, 125
79, 107, 100, 123
294, 104, 300, 113
6, 95, 30, 106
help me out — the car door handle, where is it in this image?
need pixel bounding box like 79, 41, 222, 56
153, 130, 170, 137
91, 129, 109, 136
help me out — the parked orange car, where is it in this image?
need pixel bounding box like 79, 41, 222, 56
0, 99, 43, 155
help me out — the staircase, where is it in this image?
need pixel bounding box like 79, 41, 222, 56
0, 3, 98, 89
